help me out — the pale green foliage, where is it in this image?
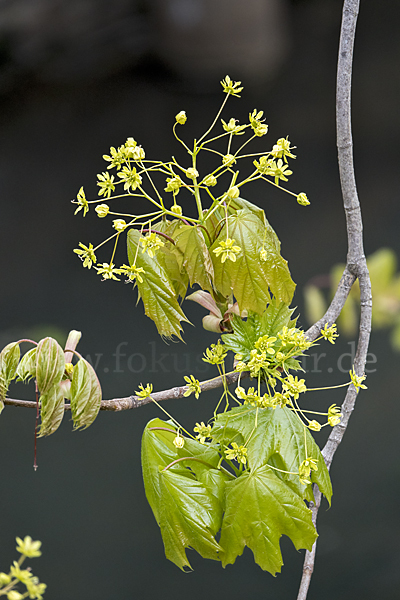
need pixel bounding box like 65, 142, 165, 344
304, 247, 400, 348
0, 537, 46, 599
1, 332, 102, 437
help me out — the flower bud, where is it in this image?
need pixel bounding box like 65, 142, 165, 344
297, 192, 310, 206
170, 204, 183, 216
175, 111, 187, 125
173, 435, 185, 449
95, 204, 109, 218
203, 174, 217, 187
226, 185, 240, 200
185, 167, 199, 180
113, 219, 127, 232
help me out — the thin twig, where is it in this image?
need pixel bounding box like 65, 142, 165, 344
297, 1, 372, 598
4, 370, 249, 412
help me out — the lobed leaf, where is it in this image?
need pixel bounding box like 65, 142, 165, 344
212, 405, 332, 505
172, 225, 214, 293
211, 209, 296, 313
127, 229, 190, 339
159, 469, 223, 570
36, 337, 65, 395
219, 465, 317, 574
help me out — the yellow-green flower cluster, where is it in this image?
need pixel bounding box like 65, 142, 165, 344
202, 341, 228, 365
193, 422, 212, 444
298, 458, 318, 485
135, 383, 153, 399
213, 238, 241, 263
183, 375, 201, 399
225, 442, 247, 465
282, 374, 307, 400
0, 537, 46, 600
140, 232, 165, 258
320, 323, 339, 344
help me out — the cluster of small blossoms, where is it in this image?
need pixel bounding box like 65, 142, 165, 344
225, 442, 248, 465
135, 383, 153, 399
0, 537, 46, 600
277, 326, 313, 351
183, 375, 201, 399
140, 232, 165, 258
282, 374, 307, 400
320, 323, 339, 344
202, 341, 228, 365
193, 422, 212, 444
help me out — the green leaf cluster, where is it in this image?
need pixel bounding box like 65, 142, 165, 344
1, 334, 102, 436
142, 410, 332, 575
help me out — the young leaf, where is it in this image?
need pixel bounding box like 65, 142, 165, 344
127, 229, 190, 339
159, 469, 223, 570
0, 342, 21, 400
39, 383, 65, 436
16, 348, 37, 383
222, 302, 296, 360
172, 225, 214, 293
141, 419, 185, 523
70, 358, 102, 429
211, 209, 296, 313
219, 465, 317, 574
36, 337, 65, 395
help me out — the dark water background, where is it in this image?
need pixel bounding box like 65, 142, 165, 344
0, 1, 399, 598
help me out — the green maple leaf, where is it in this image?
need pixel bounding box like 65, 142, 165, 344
211, 209, 295, 313
212, 405, 332, 504
127, 229, 190, 339
172, 224, 214, 293
219, 465, 317, 574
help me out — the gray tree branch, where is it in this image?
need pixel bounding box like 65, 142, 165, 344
297, 1, 372, 598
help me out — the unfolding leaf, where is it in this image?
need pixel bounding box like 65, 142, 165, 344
211, 209, 295, 312
127, 229, 190, 339
172, 225, 214, 293
36, 337, 65, 395
219, 465, 317, 574
222, 302, 296, 361
16, 348, 37, 383
70, 358, 102, 429
0, 342, 20, 400
159, 469, 223, 570
39, 383, 65, 436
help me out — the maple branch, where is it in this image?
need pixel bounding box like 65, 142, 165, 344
297, 1, 372, 599
4, 370, 249, 412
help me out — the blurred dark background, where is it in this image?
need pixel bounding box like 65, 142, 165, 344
0, 0, 399, 598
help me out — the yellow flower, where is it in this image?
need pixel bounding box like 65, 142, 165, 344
328, 404, 342, 427
185, 167, 199, 180
193, 422, 212, 444
297, 192, 310, 206
95, 262, 122, 281
16, 536, 42, 558
73, 242, 97, 269
135, 383, 153, 399
222, 154, 236, 167
73, 186, 89, 216
221, 118, 246, 135
349, 368, 367, 392
140, 232, 164, 258
225, 185, 240, 200
320, 323, 339, 344
213, 238, 241, 263
270, 137, 296, 162
203, 174, 217, 187
97, 171, 115, 198
183, 375, 201, 399
220, 75, 243, 97
120, 264, 145, 283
